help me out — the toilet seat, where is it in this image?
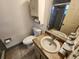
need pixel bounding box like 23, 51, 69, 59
23, 36, 36, 45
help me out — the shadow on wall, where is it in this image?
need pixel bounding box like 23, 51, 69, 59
0, 0, 33, 48
19, 0, 33, 34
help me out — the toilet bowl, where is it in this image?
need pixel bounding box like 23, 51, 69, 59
23, 27, 41, 46
23, 36, 36, 46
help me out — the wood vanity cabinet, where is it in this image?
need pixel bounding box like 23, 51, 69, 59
34, 46, 47, 59
33, 34, 62, 59
60, 0, 79, 35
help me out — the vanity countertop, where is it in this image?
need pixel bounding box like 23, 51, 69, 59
33, 33, 63, 59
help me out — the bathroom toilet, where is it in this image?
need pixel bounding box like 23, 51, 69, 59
23, 36, 36, 46
23, 27, 41, 46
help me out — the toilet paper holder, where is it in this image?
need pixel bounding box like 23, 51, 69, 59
4, 38, 12, 44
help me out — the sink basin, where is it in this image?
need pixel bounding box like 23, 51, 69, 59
40, 36, 61, 53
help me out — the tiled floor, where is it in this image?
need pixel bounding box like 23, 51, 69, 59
5, 43, 37, 59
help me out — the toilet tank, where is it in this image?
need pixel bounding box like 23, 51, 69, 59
33, 27, 42, 36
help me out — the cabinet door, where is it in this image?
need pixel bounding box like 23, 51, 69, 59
60, 0, 79, 35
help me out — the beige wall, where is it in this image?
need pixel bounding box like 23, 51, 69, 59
38, 0, 53, 29
38, 0, 45, 25
44, 0, 53, 26
0, 0, 32, 48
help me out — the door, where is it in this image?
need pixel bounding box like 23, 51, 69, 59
60, 0, 79, 35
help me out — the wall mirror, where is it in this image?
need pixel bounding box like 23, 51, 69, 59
48, 0, 71, 30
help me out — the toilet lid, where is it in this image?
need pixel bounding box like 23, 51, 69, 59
23, 36, 36, 45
